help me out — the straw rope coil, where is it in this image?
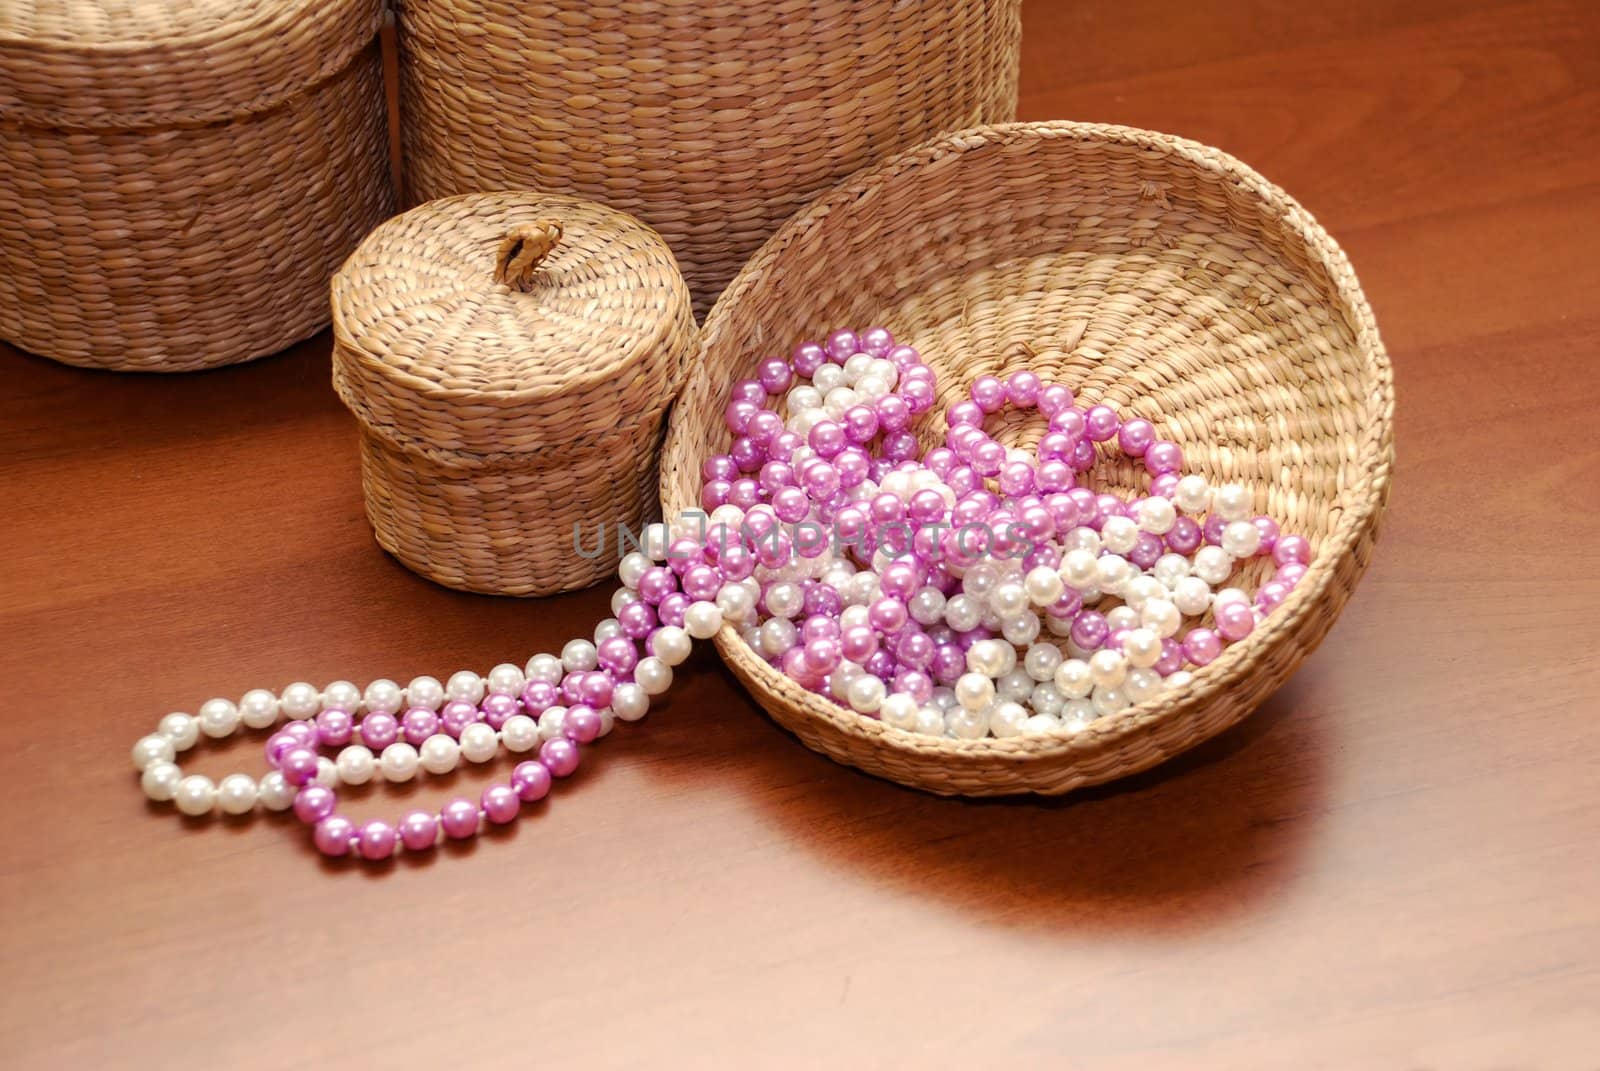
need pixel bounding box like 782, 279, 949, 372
332, 191, 696, 597
660, 121, 1396, 797
395, 0, 1022, 317
0, 0, 394, 371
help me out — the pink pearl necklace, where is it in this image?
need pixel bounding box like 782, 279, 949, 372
129, 326, 1313, 860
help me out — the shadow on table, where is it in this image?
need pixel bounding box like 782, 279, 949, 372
615, 650, 1329, 937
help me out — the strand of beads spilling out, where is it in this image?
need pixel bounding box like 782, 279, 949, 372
129, 326, 1311, 862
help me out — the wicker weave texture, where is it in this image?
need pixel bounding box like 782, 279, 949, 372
0, 0, 394, 371
660, 122, 1396, 797
332, 191, 696, 596
396, 0, 1022, 316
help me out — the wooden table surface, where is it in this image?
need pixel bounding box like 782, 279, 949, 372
4, 2, 1598, 1067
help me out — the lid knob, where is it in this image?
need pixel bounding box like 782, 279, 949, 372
494, 220, 563, 291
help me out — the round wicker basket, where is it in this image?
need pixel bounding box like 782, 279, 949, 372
395, 0, 1022, 317
0, 0, 394, 372
332, 191, 696, 597
660, 121, 1396, 797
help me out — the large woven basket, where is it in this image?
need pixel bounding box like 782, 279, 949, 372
660, 121, 1396, 797
396, 0, 1021, 316
332, 191, 696, 597
0, 0, 394, 372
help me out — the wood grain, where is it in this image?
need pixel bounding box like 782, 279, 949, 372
2, 2, 1597, 1066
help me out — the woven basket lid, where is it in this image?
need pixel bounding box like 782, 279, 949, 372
0, 0, 383, 129
331, 191, 695, 461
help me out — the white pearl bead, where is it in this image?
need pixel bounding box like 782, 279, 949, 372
1123, 628, 1162, 668
846, 675, 886, 714
998, 669, 1034, 702
538, 707, 568, 740
1213, 483, 1251, 521
947, 706, 990, 740
618, 551, 651, 589
524, 654, 564, 685
1173, 575, 1213, 616
1096, 554, 1132, 595
1046, 614, 1075, 637
314, 757, 338, 788
405, 675, 446, 712
336, 745, 375, 785
441, 670, 483, 706
1023, 642, 1062, 682
364, 679, 404, 715
635, 657, 672, 696
487, 663, 526, 696
955, 673, 996, 712
460, 723, 499, 764
238, 689, 279, 729
965, 639, 1007, 678
1152, 553, 1191, 589
1174, 474, 1211, 515
759, 618, 797, 658
1123, 575, 1165, 611
879, 693, 919, 730
611, 588, 641, 614
1193, 545, 1234, 586
1063, 527, 1102, 556
1125, 667, 1163, 702
823, 386, 858, 418
1135, 496, 1177, 534
962, 562, 1000, 598
1054, 658, 1094, 698
1024, 566, 1064, 607
765, 582, 803, 619
323, 680, 363, 713
1001, 613, 1040, 646
929, 687, 958, 711
1091, 685, 1130, 717
279, 682, 321, 719
611, 684, 650, 723
787, 385, 822, 412
856, 373, 890, 400
641, 522, 673, 560
989, 581, 1028, 617
174, 775, 217, 816
716, 582, 755, 619
1105, 605, 1141, 633
812, 364, 844, 392
141, 761, 182, 802
913, 706, 947, 736
1222, 519, 1263, 559
216, 773, 258, 815
683, 601, 724, 639
1061, 700, 1096, 730
501, 714, 541, 750
380, 742, 419, 782
197, 698, 241, 739
1141, 598, 1182, 639
650, 625, 691, 667
943, 594, 983, 633
1060, 549, 1099, 589
838, 605, 869, 633
597, 707, 616, 738
158, 712, 199, 750
909, 587, 946, 625
419, 734, 460, 775
1100, 515, 1139, 554
1167, 670, 1195, 689
257, 771, 296, 811
1020, 712, 1061, 736
132, 734, 175, 771
1089, 649, 1128, 689
989, 701, 1029, 737
842, 353, 874, 382
1030, 682, 1065, 717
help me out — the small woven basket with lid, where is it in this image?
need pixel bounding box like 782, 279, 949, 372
332, 191, 696, 597
0, 0, 394, 372
660, 121, 1396, 797
396, 0, 1022, 316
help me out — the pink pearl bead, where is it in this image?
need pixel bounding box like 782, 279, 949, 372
540, 738, 581, 778
512, 760, 552, 802
398, 811, 438, 852
440, 799, 480, 840
293, 785, 337, 825
313, 816, 355, 857
481, 785, 521, 826
358, 821, 398, 861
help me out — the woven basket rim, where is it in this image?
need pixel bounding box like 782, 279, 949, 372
668, 119, 1395, 767
0, 0, 336, 52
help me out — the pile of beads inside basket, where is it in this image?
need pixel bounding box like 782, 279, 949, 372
695, 327, 1311, 738
127, 326, 1310, 861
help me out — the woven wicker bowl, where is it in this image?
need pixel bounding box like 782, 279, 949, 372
660, 121, 1395, 797
397, 0, 1021, 316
